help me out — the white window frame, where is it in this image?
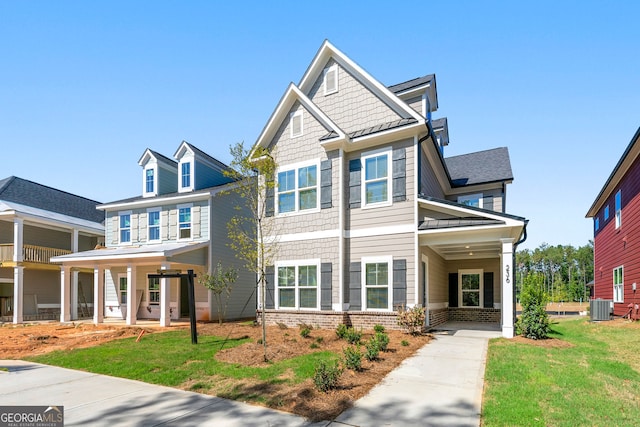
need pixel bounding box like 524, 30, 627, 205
177, 203, 192, 240
615, 190, 622, 229
290, 110, 303, 138
143, 165, 157, 197
118, 211, 132, 245
361, 256, 393, 311
118, 274, 128, 305
275, 160, 320, 216
323, 63, 338, 95
275, 259, 320, 310
147, 207, 161, 243
458, 193, 484, 209
361, 148, 392, 208
613, 265, 624, 303
179, 160, 194, 192
148, 277, 160, 305
459, 269, 484, 308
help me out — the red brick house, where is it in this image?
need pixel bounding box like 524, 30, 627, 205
586, 127, 640, 319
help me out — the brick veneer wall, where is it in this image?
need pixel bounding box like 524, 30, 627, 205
448, 307, 500, 323
428, 307, 449, 327
260, 310, 403, 330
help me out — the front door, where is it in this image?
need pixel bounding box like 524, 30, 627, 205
180, 276, 190, 318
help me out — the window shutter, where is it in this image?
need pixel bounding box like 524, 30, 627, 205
393, 147, 406, 202
139, 212, 148, 242
448, 273, 458, 308
131, 214, 139, 243
348, 262, 361, 310
321, 159, 332, 209
264, 266, 275, 309
161, 210, 170, 240
321, 262, 332, 310
393, 259, 407, 309
483, 272, 494, 308
192, 205, 201, 238
111, 216, 118, 244
265, 183, 275, 217
349, 159, 361, 209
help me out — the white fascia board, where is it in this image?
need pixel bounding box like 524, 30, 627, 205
51, 241, 209, 263
298, 40, 425, 122
173, 140, 194, 160
0, 202, 103, 234
98, 192, 210, 211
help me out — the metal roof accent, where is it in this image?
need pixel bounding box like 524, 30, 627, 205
419, 218, 505, 230
320, 118, 418, 141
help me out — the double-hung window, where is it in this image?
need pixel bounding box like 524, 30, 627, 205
178, 204, 192, 239
119, 211, 131, 244
148, 208, 160, 242
148, 277, 160, 305
276, 261, 319, 309
277, 162, 318, 214
615, 190, 622, 228
613, 266, 623, 303
145, 168, 154, 194
181, 162, 192, 190
362, 257, 392, 310
119, 276, 128, 305
362, 150, 391, 206
460, 270, 482, 307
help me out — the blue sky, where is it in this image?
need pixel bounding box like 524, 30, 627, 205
2, 1, 639, 250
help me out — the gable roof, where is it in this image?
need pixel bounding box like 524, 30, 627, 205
388, 74, 435, 95
586, 126, 640, 218
444, 147, 513, 187
138, 148, 178, 167
174, 141, 235, 174
0, 176, 103, 223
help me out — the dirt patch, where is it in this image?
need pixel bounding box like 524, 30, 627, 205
510, 335, 574, 348
0, 322, 159, 359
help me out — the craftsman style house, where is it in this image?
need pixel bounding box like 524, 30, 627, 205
53, 142, 254, 326
252, 41, 527, 337
586, 126, 640, 319
0, 176, 104, 323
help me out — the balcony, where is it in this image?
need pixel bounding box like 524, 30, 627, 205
0, 244, 72, 266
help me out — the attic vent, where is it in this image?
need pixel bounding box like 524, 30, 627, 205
324, 64, 338, 95
290, 110, 303, 138
590, 299, 613, 321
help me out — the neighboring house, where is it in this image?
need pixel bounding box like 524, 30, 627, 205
53, 142, 255, 326
251, 40, 527, 338
0, 176, 104, 323
586, 127, 640, 319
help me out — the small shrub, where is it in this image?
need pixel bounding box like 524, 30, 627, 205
300, 327, 311, 338
336, 324, 348, 339
345, 327, 362, 345
257, 338, 263, 344
365, 337, 380, 361
298, 322, 313, 331
343, 345, 363, 371
315, 337, 324, 344
516, 274, 551, 340
310, 342, 320, 349
313, 360, 343, 392
373, 324, 385, 333
276, 322, 288, 329
397, 305, 426, 335
375, 331, 390, 352
401, 340, 409, 347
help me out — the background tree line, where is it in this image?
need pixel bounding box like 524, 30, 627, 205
516, 242, 594, 303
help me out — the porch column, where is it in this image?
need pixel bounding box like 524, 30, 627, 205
60, 266, 71, 322
160, 262, 171, 327
126, 265, 137, 325
12, 266, 24, 324
70, 230, 79, 320
13, 218, 23, 263
500, 238, 515, 338
93, 266, 104, 324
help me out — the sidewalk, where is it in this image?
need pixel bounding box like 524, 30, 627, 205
0, 324, 500, 427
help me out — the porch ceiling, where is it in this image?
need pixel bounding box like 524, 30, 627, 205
419, 226, 520, 260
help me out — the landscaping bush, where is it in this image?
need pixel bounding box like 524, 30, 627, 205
375, 331, 389, 352
401, 340, 409, 347
300, 327, 311, 338
345, 327, 362, 344
343, 345, 363, 371
313, 360, 343, 392
335, 324, 348, 339
364, 337, 380, 361
516, 274, 551, 340
397, 305, 425, 335
373, 324, 385, 333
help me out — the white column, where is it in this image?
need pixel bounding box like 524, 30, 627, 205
160, 262, 171, 327
126, 265, 137, 325
71, 270, 79, 320
94, 267, 104, 324
501, 238, 515, 338
13, 266, 24, 324
13, 218, 23, 262
60, 266, 71, 322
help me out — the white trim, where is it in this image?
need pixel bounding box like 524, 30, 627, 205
421, 254, 429, 326
428, 302, 448, 310
265, 223, 414, 243
142, 164, 158, 198
323, 63, 338, 95
289, 110, 303, 138
361, 255, 393, 311
275, 259, 321, 310
346, 224, 414, 239
99, 189, 214, 210
118, 210, 132, 245
267, 229, 340, 243
146, 207, 162, 243
0, 201, 103, 234
458, 269, 483, 308
0, 278, 13, 283
179, 157, 194, 193
613, 265, 624, 303
361, 147, 393, 208
275, 159, 321, 216
177, 203, 193, 241
338, 148, 345, 310
117, 273, 128, 306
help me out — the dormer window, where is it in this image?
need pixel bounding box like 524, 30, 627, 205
145, 168, 154, 194
290, 110, 303, 138
180, 161, 193, 191
324, 64, 338, 95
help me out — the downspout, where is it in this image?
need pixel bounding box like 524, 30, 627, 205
512, 222, 528, 326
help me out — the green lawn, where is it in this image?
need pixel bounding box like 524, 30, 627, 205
27, 330, 337, 406
483, 318, 640, 426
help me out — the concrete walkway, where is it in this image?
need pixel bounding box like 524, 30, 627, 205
0, 323, 501, 427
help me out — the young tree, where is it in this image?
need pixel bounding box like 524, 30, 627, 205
516, 273, 551, 340
224, 141, 278, 361
198, 262, 238, 325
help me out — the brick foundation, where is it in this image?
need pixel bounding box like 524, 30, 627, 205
259, 310, 403, 331
448, 307, 500, 323
428, 307, 449, 327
